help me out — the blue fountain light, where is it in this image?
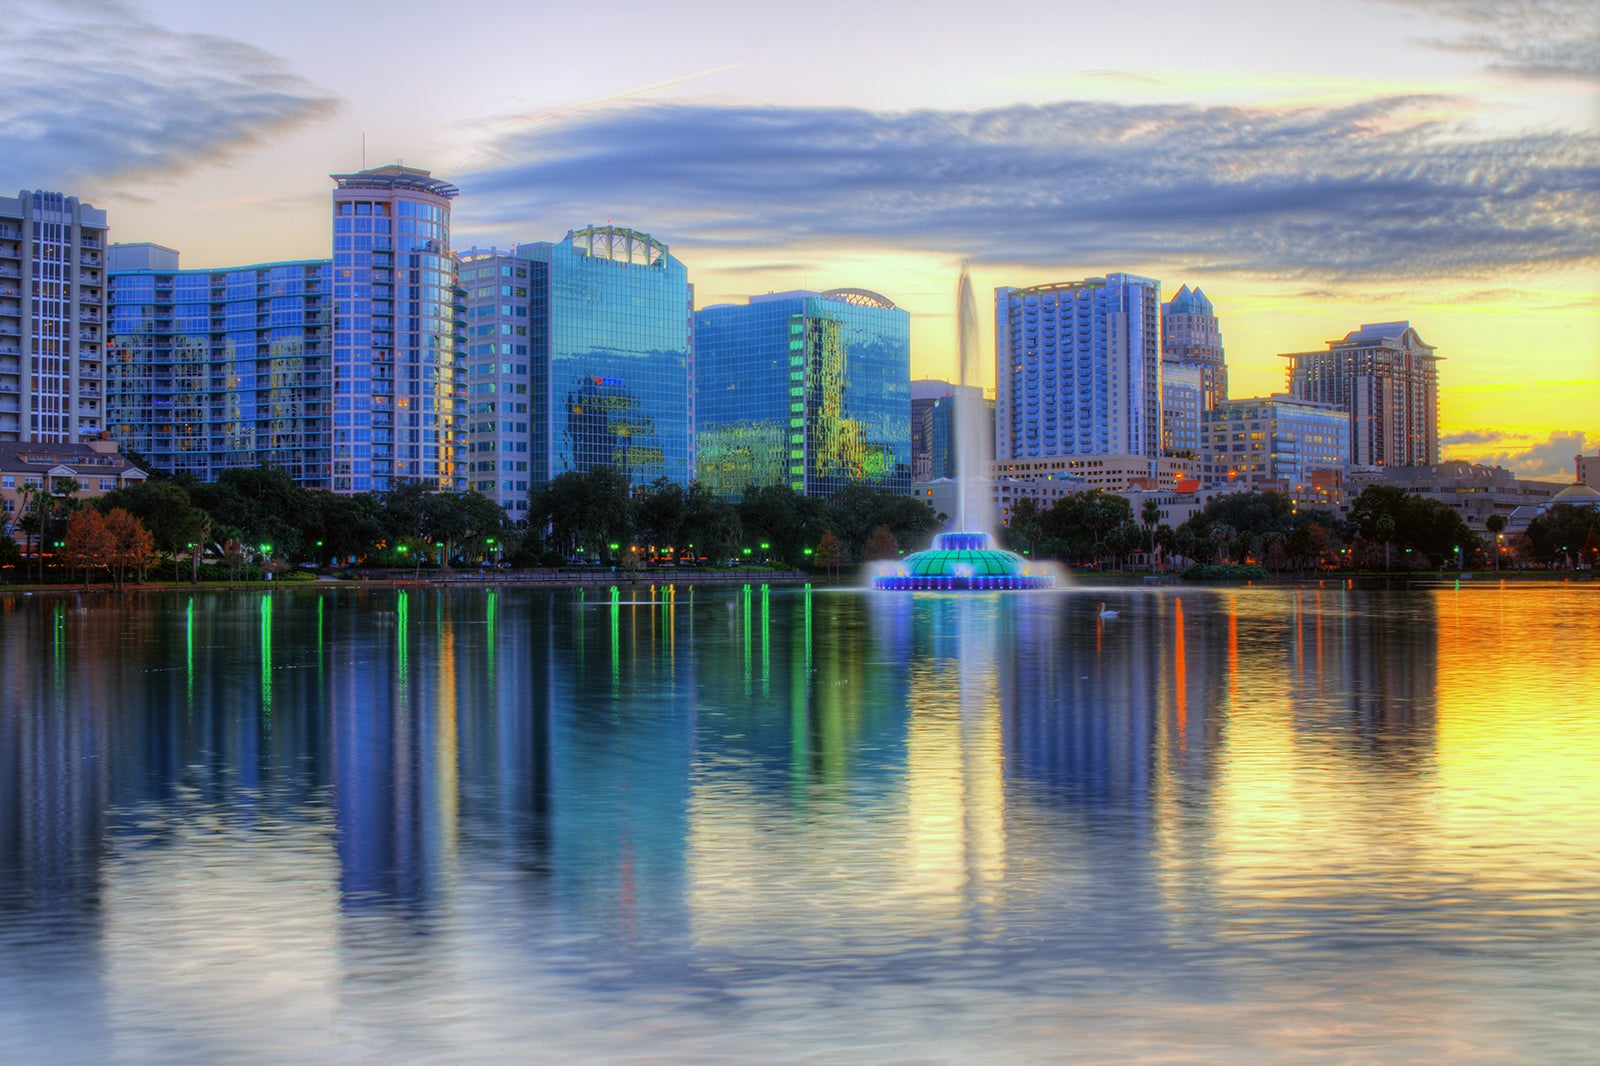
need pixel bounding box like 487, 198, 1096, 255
873, 532, 1055, 591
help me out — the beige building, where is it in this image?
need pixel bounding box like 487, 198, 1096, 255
1345, 461, 1565, 532
1282, 321, 1439, 469
1, 437, 147, 544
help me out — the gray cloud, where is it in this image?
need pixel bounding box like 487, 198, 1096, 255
1472, 430, 1588, 479
1443, 429, 1521, 446
457, 97, 1599, 280
0, 0, 337, 189
1371, 0, 1600, 81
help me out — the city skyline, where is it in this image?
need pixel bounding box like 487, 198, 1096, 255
2, 0, 1594, 480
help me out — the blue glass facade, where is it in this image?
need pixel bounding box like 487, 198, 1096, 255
516, 227, 692, 489
107, 254, 333, 486
331, 166, 464, 494
996, 273, 1161, 463
695, 289, 911, 499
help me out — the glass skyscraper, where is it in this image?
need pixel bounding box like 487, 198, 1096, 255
695, 289, 910, 499
330, 165, 464, 494
515, 226, 692, 490
995, 273, 1162, 464
106, 243, 333, 486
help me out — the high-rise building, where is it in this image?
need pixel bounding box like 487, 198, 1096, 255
1, 190, 109, 442
995, 273, 1162, 465
1161, 284, 1226, 409
106, 244, 333, 485
1199, 395, 1349, 505
457, 248, 542, 518
1281, 321, 1440, 468
330, 165, 464, 494
911, 379, 987, 482
695, 288, 910, 499
515, 226, 692, 491
1161, 360, 1204, 458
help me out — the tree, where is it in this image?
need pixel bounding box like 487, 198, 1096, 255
1485, 512, 1507, 571
814, 530, 844, 579
680, 483, 742, 564
99, 479, 209, 581
863, 525, 899, 562
737, 484, 833, 568
0, 529, 23, 581
102, 508, 155, 591
1007, 497, 1045, 558
63, 508, 115, 589
1524, 503, 1600, 569
1038, 490, 1133, 565
1141, 498, 1161, 568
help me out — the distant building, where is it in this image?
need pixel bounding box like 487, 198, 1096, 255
456, 248, 540, 518
911, 379, 988, 482
518, 226, 694, 491
1200, 395, 1349, 507
996, 273, 1162, 465
330, 165, 465, 494
1161, 360, 1204, 458
1281, 321, 1440, 468
1, 437, 147, 544
990, 453, 1197, 493
1577, 451, 1600, 490
1161, 283, 1226, 408
106, 244, 333, 487
696, 288, 909, 499
1346, 461, 1567, 532
1, 190, 110, 443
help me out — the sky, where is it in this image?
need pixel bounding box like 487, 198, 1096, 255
2, 0, 1595, 479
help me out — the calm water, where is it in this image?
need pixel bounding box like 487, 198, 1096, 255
1, 581, 1597, 1064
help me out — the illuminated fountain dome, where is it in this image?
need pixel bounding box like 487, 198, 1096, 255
873, 532, 1055, 591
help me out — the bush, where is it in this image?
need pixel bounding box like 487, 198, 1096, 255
1183, 563, 1271, 581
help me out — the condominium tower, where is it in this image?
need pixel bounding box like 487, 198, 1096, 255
1281, 321, 1439, 468
330, 165, 464, 494
107, 244, 333, 486
458, 247, 543, 518
695, 288, 910, 499
1, 190, 109, 442
995, 273, 1162, 464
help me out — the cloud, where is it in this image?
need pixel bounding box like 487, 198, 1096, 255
0, 0, 337, 189
1442, 429, 1522, 446
1469, 430, 1588, 479
1370, 0, 1600, 81
456, 96, 1599, 280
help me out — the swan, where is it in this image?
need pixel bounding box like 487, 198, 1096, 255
1098, 602, 1118, 618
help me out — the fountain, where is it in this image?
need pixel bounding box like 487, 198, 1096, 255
874, 266, 1055, 591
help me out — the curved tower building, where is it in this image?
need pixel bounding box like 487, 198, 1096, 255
330, 165, 464, 493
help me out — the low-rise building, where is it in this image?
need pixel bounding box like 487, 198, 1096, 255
1345, 461, 1566, 531
1200, 395, 1348, 507
1, 436, 147, 544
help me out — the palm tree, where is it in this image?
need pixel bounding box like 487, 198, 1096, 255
1141, 499, 1161, 570
1485, 513, 1506, 572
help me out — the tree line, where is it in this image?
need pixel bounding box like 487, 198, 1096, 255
1, 463, 943, 585
1004, 484, 1597, 573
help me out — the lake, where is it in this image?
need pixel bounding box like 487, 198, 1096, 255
2, 581, 1597, 1063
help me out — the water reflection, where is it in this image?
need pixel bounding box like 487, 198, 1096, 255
0, 583, 1595, 1062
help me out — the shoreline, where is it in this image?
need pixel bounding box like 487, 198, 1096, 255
2, 567, 1591, 602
